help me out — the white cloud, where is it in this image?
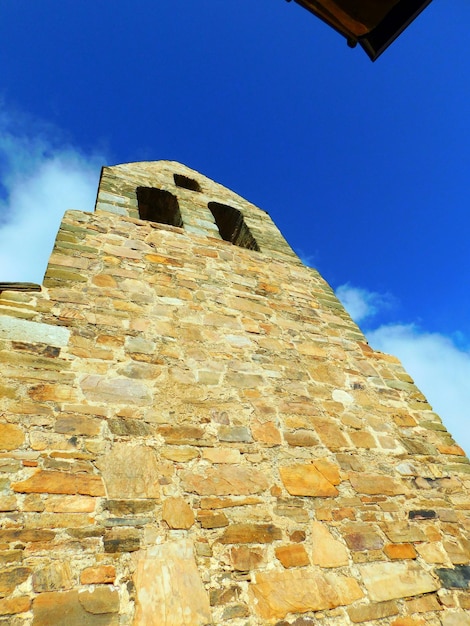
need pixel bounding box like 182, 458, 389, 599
336, 283, 393, 323
0, 109, 104, 282
368, 324, 470, 456
336, 283, 470, 456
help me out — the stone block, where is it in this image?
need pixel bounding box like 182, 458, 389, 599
197, 511, 229, 529
80, 375, 151, 405
54, 415, 102, 436
0, 317, 70, 347
384, 543, 417, 559
405, 594, 442, 613
0, 567, 31, 595
44, 495, 96, 513
32, 590, 119, 626
103, 500, 156, 516
210, 586, 239, 606
311, 521, 349, 566
230, 546, 264, 571
349, 472, 406, 496
310, 416, 349, 450
280, 464, 339, 497
12, 470, 104, 496
275, 544, 310, 568
80, 566, 116, 585
347, 600, 398, 622
162, 497, 195, 529
251, 419, 282, 446
78, 587, 120, 614
133, 540, 211, 626
202, 448, 242, 463
97, 444, 160, 499
248, 568, 363, 620
359, 561, 439, 602
181, 465, 269, 496
284, 430, 318, 447
33, 562, 73, 592
222, 604, 249, 619
435, 565, 470, 589
219, 523, 282, 544
382, 522, 426, 543
104, 528, 140, 553
0, 596, 31, 616
441, 614, 470, 626
344, 529, 384, 552
218, 425, 252, 442
0, 423, 24, 451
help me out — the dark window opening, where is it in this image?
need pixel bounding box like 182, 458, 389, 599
208, 202, 260, 251
136, 187, 183, 227
173, 174, 202, 192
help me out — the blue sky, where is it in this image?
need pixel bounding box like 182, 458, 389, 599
0, 1, 469, 453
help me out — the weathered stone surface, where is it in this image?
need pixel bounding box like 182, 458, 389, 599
80, 375, 151, 405
54, 415, 102, 436
230, 546, 264, 571
349, 472, 406, 495
391, 618, 426, 626
104, 528, 140, 553
162, 497, 195, 529
12, 470, 104, 496
441, 613, 470, 626
97, 444, 160, 499
202, 447, 241, 463
405, 594, 442, 613
0, 596, 31, 616
103, 500, 156, 515
280, 464, 338, 497
284, 430, 318, 447
79, 587, 120, 614
359, 562, 439, 601
133, 540, 211, 625
251, 419, 282, 446
0, 161, 467, 626
181, 465, 269, 496
311, 521, 349, 567
382, 522, 426, 543
210, 586, 240, 606
219, 523, 282, 544
275, 544, 310, 568
218, 425, 252, 442
435, 565, 470, 589
384, 543, 417, 560
0, 317, 70, 347
197, 510, 229, 528
347, 600, 399, 623
0, 423, 24, 450
80, 566, 116, 585
0, 567, 31, 595
32, 590, 118, 626
248, 569, 363, 620
33, 561, 73, 592
344, 528, 384, 552
44, 495, 96, 513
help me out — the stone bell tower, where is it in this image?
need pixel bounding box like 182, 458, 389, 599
0, 161, 469, 625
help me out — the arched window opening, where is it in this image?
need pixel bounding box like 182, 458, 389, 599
136, 187, 183, 227
208, 202, 259, 251
173, 174, 202, 192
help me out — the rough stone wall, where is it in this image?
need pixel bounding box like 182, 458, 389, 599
0, 161, 469, 625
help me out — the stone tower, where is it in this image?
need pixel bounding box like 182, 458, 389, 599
0, 161, 469, 626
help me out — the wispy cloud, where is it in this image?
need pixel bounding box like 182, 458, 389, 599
0, 106, 104, 282
336, 283, 394, 323
336, 283, 470, 455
